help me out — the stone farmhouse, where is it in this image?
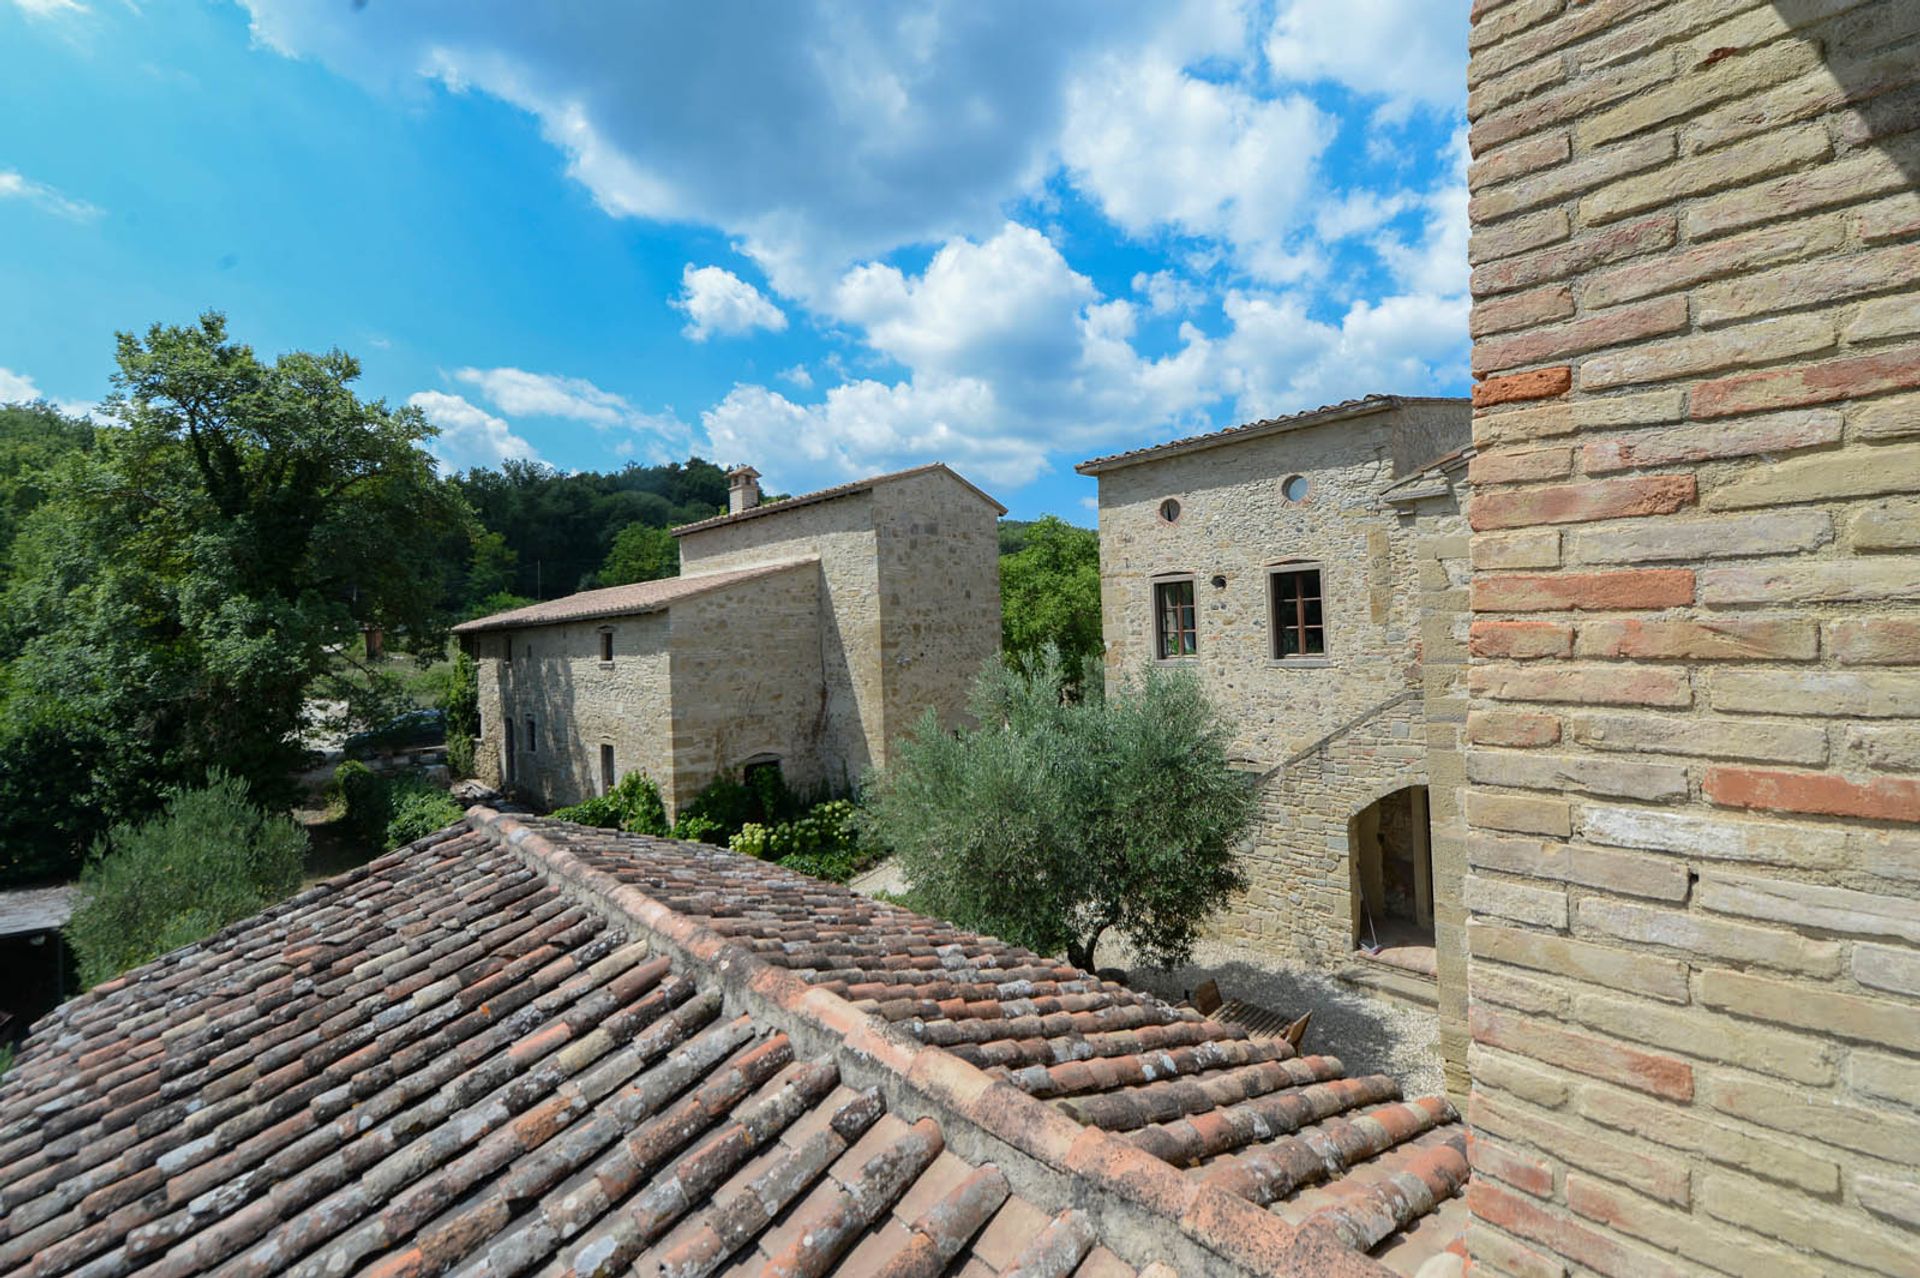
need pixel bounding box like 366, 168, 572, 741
2, 3, 1917, 1276
1078, 396, 1477, 1089
452, 463, 1004, 815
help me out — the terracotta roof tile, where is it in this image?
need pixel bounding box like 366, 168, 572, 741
669, 462, 1005, 537
1074, 396, 1467, 475
450, 557, 817, 634
0, 812, 1465, 1276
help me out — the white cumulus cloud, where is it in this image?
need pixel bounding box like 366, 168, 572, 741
673, 265, 788, 341
453, 366, 633, 426
408, 390, 541, 472
0, 368, 42, 403
0, 169, 102, 222
1265, 0, 1468, 115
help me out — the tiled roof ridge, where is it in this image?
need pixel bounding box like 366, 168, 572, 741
450, 555, 818, 634
670, 461, 1007, 537
466, 806, 1387, 1278
1075, 395, 1469, 475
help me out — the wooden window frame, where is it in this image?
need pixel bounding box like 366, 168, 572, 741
599, 627, 614, 665
1152, 575, 1199, 660
1267, 563, 1329, 662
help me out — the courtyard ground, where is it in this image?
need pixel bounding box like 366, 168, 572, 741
1106, 934, 1446, 1099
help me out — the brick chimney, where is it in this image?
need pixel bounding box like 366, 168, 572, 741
727, 465, 761, 515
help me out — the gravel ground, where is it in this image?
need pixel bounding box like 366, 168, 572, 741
1100, 934, 1447, 1098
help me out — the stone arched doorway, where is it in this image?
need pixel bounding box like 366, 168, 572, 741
1348, 785, 1435, 975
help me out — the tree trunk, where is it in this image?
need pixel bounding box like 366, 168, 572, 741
1067, 938, 1096, 971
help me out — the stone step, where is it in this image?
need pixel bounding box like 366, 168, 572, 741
1336, 960, 1440, 1012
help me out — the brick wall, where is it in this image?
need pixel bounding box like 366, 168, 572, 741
1464, 3, 1919, 1275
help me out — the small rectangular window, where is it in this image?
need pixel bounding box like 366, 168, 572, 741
600, 630, 614, 663
1270, 567, 1326, 658
504, 636, 512, 665
526, 718, 537, 753
1154, 579, 1197, 659
600, 744, 615, 794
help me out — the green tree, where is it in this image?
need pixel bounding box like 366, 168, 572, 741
0, 313, 471, 880
439, 650, 480, 778
599, 521, 679, 585
0, 401, 95, 574
65, 770, 307, 987
998, 516, 1102, 683
859, 648, 1254, 971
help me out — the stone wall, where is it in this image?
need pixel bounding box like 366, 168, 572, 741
472, 612, 674, 808
1464, 4, 1919, 1274
1214, 690, 1429, 963
1093, 402, 1469, 766
1400, 470, 1475, 1096
678, 491, 883, 783
664, 562, 827, 808
870, 469, 1003, 762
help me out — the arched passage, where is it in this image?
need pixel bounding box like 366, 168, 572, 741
1348, 785, 1434, 974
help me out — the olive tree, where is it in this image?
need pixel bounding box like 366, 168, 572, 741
859, 647, 1254, 970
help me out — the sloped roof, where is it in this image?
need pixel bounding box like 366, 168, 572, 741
451, 557, 817, 634
1075, 397, 1469, 476
671, 463, 1006, 537
0, 812, 1469, 1277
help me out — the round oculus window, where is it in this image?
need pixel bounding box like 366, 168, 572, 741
1159, 498, 1182, 523
1282, 474, 1311, 503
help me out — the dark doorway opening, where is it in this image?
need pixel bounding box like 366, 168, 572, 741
1350, 785, 1435, 978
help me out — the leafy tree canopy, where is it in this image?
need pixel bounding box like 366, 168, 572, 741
999, 515, 1102, 684
0, 313, 470, 881
858, 647, 1254, 971
0, 401, 95, 574
453, 456, 725, 600
599, 521, 679, 586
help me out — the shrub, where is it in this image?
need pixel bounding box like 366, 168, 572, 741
384, 780, 463, 849
551, 771, 669, 836
332, 759, 390, 845
333, 760, 462, 851
728, 799, 874, 883
858, 646, 1254, 971
439, 651, 479, 779
66, 771, 307, 987
669, 812, 725, 844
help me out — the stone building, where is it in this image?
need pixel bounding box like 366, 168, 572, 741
1460, 1, 1920, 1275
1077, 396, 1476, 1082
453, 462, 1004, 814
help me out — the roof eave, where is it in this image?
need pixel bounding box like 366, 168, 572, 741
1074, 397, 1407, 476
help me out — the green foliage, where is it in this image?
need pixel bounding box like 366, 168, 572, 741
333, 760, 390, 846
65, 771, 306, 987
728, 799, 872, 883
672, 765, 803, 844
384, 782, 463, 849
998, 516, 1102, 685
0, 401, 95, 575
453, 457, 725, 602
858, 647, 1254, 971
0, 314, 472, 874
550, 770, 670, 835
668, 812, 725, 844
0, 1044, 12, 1080
332, 760, 462, 850
599, 522, 679, 586
440, 651, 479, 778
462, 590, 537, 622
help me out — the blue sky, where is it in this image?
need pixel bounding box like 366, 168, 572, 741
0, 0, 1470, 521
